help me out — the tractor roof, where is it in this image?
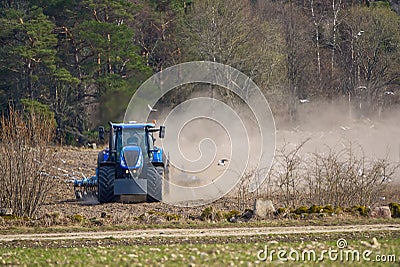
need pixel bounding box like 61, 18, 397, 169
112, 122, 156, 129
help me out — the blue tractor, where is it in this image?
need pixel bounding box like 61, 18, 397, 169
74, 121, 169, 203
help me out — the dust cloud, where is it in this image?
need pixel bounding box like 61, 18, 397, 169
148, 85, 265, 206
276, 99, 400, 182
149, 88, 399, 205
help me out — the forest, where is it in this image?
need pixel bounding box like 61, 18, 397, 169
0, 0, 399, 144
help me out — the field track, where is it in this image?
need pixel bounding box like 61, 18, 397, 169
1, 224, 399, 242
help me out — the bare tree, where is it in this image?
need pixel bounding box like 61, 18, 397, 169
340, 6, 400, 115
188, 0, 286, 106
330, 0, 343, 78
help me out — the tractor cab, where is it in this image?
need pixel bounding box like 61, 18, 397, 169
106, 122, 165, 172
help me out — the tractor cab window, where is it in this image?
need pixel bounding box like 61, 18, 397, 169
122, 128, 146, 156
113, 127, 123, 162
147, 132, 155, 152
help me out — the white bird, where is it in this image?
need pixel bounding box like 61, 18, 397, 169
188, 175, 199, 181
217, 158, 229, 166
147, 104, 157, 112
299, 99, 310, 103
384, 91, 395, 95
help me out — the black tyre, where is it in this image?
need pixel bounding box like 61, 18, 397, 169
98, 166, 116, 203
156, 165, 169, 196
147, 165, 162, 202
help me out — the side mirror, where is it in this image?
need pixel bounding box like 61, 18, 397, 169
159, 126, 165, 139
98, 126, 105, 142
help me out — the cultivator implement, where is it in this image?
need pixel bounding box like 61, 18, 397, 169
74, 175, 98, 199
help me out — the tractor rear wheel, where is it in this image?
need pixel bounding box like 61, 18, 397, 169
98, 166, 116, 203
147, 166, 162, 202
156, 166, 169, 196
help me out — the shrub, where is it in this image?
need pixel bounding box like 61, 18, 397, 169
323, 205, 334, 213
308, 205, 324, 213
224, 210, 241, 220
72, 214, 86, 223
294, 206, 309, 214
200, 207, 223, 221
0, 106, 55, 218
164, 213, 180, 221
351, 205, 370, 216
389, 203, 400, 218
275, 207, 288, 216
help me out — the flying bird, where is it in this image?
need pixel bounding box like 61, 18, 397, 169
217, 158, 229, 166
381, 176, 392, 183
147, 104, 157, 112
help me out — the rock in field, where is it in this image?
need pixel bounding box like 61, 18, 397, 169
253, 199, 275, 219
369, 206, 391, 219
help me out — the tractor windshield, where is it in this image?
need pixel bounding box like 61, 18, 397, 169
122, 128, 146, 151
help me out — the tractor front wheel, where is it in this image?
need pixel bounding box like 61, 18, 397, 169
98, 166, 116, 203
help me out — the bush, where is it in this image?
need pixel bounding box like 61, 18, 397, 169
389, 203, 400, 218
294, 206, 309, 214
71, 214, 86, 223
0, 106, 55, 218
271, 140, 399, 208
224, 210, 241, 220
351, 205, 370, 216
323, 205, 334, 213
308, 205, 324, 213
200, 207, 223, 221
275, 207, 288, 216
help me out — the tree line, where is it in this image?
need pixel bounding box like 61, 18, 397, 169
1, 0, 399, 144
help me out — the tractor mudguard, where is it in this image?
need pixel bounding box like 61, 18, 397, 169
152, 147, 164, 165
97, 149, 109, 166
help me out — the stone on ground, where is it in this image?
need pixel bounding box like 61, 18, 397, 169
253, 199, 275, 219
369, 206, 391, 219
